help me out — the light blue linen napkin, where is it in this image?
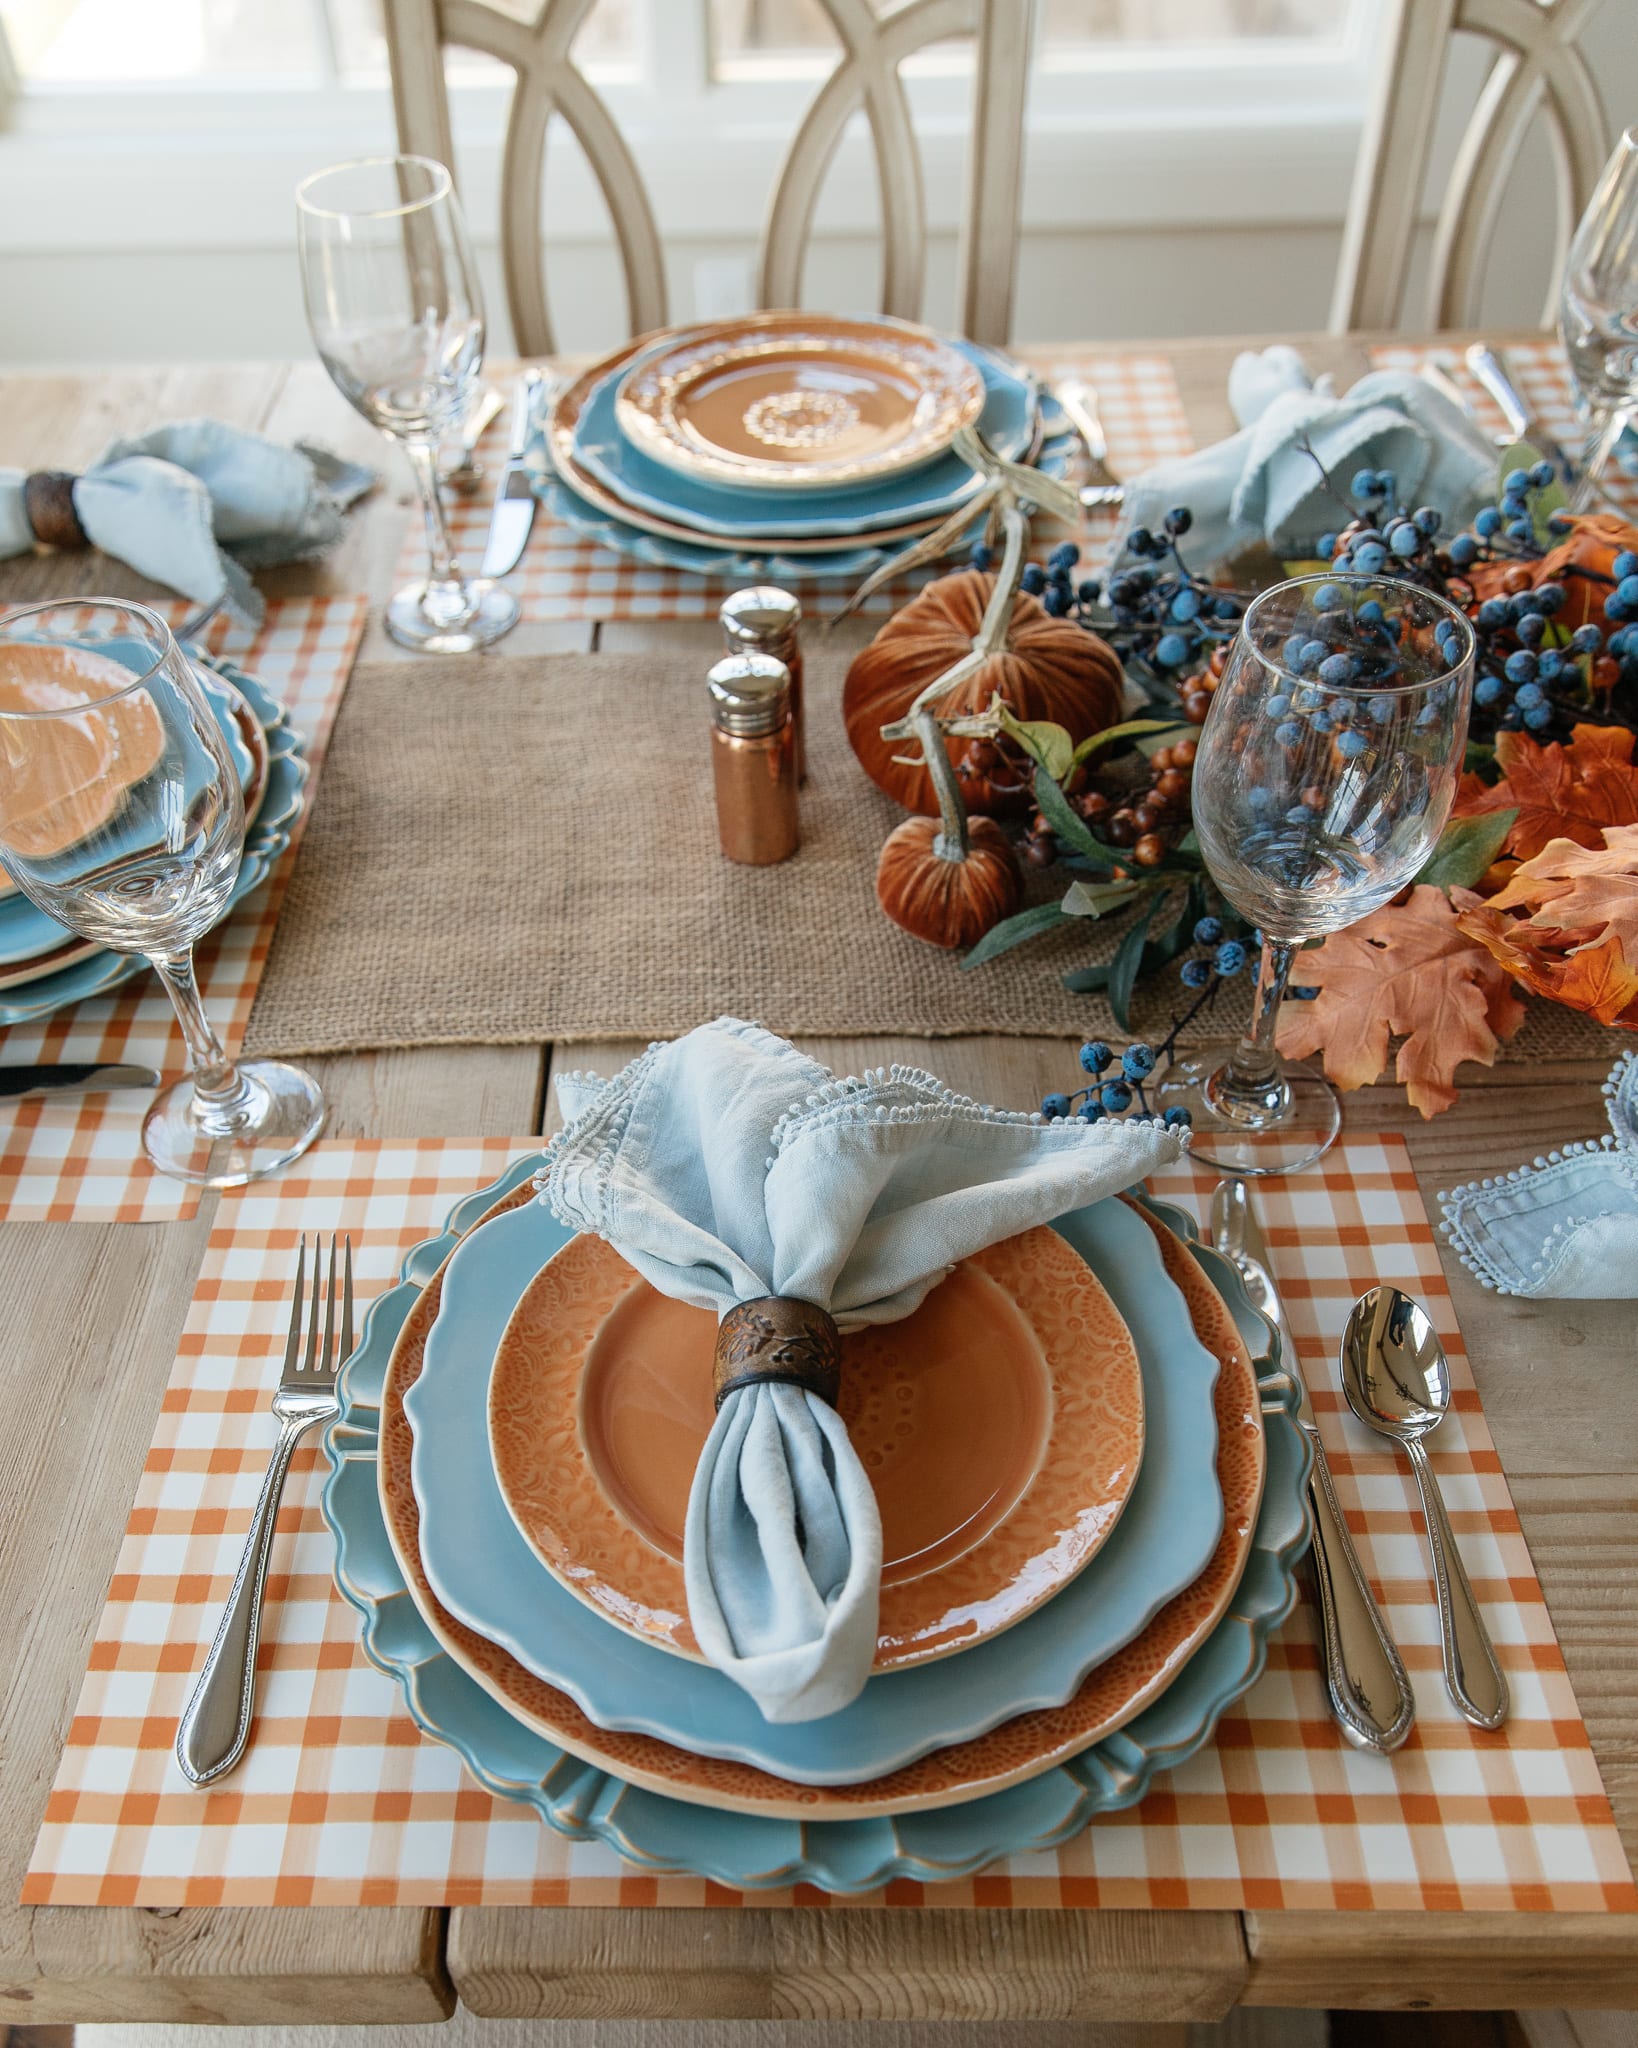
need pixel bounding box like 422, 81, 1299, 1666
0, 420, 374, 625
538, 1018, 1189, 1723
1440, 1053, 1638, 1297
1118, 346, 1499, 570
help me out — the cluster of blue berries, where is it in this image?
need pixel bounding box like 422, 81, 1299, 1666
1174, 917, 1319, 1005
978, 513, 1250, 701
1466, 542, 1638, 738
1040, 1039, 1192, 1129
1321, 466, 1638, 741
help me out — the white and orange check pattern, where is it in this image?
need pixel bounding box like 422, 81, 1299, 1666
0, 596, 367, 1226
23, 1132, 1635, 1911
407, 353, 1194, 623
1370, 337, 1638, 518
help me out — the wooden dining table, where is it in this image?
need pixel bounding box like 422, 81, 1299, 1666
0, 332, 1634, 2031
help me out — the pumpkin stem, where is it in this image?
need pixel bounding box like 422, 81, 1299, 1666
973, 498, 1029, 662
912, 701, 970, 861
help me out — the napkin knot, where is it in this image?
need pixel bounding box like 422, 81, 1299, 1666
714, 1296, 842, 1409
22, 471, 86, 550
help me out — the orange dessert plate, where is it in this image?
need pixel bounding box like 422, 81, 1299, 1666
378, 1190, 1264, 1821
486, 1224, 1145, 1670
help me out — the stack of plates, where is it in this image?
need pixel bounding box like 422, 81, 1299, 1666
0, 650, 308, 1029
537, 312, 1076, 584
324, 1160, 1313, 1893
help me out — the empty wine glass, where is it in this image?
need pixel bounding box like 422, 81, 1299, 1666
297, 154, 519, 654
1156, 574, 1476, 1175
0, 599, 326, 1186
1559, 125, 1638, 512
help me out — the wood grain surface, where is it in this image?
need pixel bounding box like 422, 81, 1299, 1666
0, 339, 1633, 2023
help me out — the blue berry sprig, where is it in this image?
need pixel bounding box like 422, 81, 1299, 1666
1016, 514, 1252, 712
1040, 1038, 1192, 1129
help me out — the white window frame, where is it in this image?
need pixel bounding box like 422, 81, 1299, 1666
0, 0, 1378, 261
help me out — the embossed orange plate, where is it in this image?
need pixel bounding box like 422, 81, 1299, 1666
613, 313, 986, 492
379, 1192, 1264, 1821
486, 1225, 1145, 1670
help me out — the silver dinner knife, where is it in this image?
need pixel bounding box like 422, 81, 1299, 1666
1464, 344, 1579, 489
478, 368, 543, 579
1212, 1178, 1416, 1755
0, 1062, 160, 1100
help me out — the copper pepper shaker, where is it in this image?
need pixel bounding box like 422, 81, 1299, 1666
720, 586, 805, 783
707, 653, 799, 866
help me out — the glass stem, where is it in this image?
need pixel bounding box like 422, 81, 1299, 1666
402, 437, 474, 619
1207, 937, 1297, 1127
153, 947, 254, 1126
1570, 402, 1633, 514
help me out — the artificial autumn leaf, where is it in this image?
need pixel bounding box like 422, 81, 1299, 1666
1455, 824, 1638, 1028
1478, 825, 1638, 955
1459, 910, 1638, 1027
1275, 884, 1526, 1117
1455, 723, 1638, 862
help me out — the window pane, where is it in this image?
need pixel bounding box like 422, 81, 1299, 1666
1041, 0, 1339, 41
1, 0, 638, 87
710, 0, 841, 67
3, 0, 325, 82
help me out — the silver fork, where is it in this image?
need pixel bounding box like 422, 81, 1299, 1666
176, 1235, 352, 1786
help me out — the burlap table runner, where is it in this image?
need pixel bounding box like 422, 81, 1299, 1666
244, 650, 1621, 1061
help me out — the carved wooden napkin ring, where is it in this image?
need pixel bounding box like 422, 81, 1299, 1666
713, 1296, 842, 1410
22, 472, 88, 552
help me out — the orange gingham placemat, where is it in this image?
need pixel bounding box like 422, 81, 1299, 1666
407, 352, 1193, 622
0, 596, 367, 1226
1370, 338, 1638, 518
23, 1130, 1635, 1910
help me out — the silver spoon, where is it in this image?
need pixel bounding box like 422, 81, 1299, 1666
1340, 1287, 1508, 1729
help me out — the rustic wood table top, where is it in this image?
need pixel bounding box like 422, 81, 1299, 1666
0, 335, 1632, 2030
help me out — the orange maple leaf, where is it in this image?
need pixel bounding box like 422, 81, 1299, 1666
1455, 822, 1638, 1028
1475, 824, 1638, 957
1275, 885, 1527, 1117
1460, 910, 1638, 1026
1455, 723, 1638, 862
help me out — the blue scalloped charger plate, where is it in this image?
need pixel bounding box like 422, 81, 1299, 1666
322, 1164, 1312, 1894
573, 335, 1040, 542
0, 659, 260, 965
405, 1188, 1225, 1784
0, 651, 307, 1027
539, 431, 1076, 584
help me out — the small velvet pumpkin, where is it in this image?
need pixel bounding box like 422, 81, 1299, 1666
1466, 511, 1638, 634
876, 814, 1022, 949
844, 569, 1126, 816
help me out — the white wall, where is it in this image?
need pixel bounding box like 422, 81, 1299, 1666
0, 8, 1632, 367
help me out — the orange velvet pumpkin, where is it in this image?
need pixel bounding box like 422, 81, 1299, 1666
875, 815, 1022, 950
844, 570, 1126, 817
1466, 511, 1638, 634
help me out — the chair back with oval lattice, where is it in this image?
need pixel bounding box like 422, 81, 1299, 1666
383, 0, 1033, 354
1332, 0, 1615, 332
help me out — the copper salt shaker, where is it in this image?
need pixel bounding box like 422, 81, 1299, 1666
720, 586, 805, 783
707, 653, 798, 866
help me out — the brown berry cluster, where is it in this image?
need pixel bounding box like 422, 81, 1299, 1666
1179, 642, 1226, 725
1020, 735, 1198, 870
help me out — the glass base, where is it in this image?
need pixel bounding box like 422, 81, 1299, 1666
1155, 1043, 1341, 1177
385, 578, 519, 654
142, 1059, 327, 1188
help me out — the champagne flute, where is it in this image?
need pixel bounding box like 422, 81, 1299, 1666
297, 154, 519, 654
0, 599, 326, 1187
1157, 574, 1475, 1176
1559, 125, 1638, 512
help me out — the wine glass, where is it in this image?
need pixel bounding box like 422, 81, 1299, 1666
1157, 574, 1476, 1176
0, 599, 326, 1186
1559, 125, 1638, 513
296, 155, 519, 654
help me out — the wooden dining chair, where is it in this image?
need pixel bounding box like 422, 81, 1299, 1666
1330, 0, 1615, 332
382, 0, 1034, 355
